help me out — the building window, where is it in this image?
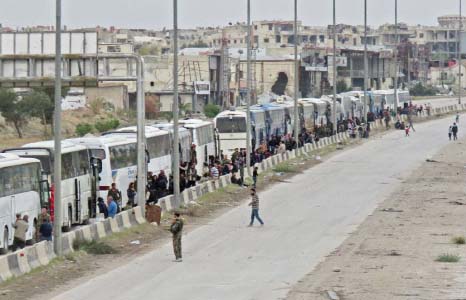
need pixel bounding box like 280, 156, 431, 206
276, 35, 281, 43
234, 39, 237, 44
254, 25, 258, 30
268, 24, 273, 31
264, 38, 270, 43
107, 45, 121, 53
419, 33, 424, 38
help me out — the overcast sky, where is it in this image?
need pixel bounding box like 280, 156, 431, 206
0, 0, 461, 30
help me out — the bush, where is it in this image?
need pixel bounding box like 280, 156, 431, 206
436, 254, 460, 263
94, 118, 120, 133
204, 104, 221, 118
452, 236, 466, 245
72, 239, 117, 255
89, 97, 105, 115
273, 163, 297, 173
409, 83, 438, 96
75, 123, 93, 137
336, 80, 351, 93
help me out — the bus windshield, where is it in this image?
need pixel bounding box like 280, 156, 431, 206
216, 117, 247, 133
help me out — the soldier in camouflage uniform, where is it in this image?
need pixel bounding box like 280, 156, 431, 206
170, 212, 184, 262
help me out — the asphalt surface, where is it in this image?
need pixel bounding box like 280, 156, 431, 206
48, 115, 464, 300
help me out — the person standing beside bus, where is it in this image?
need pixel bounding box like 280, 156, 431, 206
13, 214, 28, 250
107, 183, 122, 211
39, 217, 53, 242
127, 182, 136, 207
107, 196, 118, 219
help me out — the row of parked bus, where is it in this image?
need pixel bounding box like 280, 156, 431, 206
214, 89, 410, 157
0, 119, 217, 254
0, 89, 410, 253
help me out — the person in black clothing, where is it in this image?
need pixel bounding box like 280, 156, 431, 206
252, 166, 259, 188
180, 173, 187, 193
127, 182, 137, 207
222, 163, 230, 175
39, 217, 53, 241
156, 171, 169, 197
97, 197, 108, 219
452, 122, 459, 140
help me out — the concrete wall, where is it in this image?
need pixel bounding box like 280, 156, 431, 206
85, 85, 129, 110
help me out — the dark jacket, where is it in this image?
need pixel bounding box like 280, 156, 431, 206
170, 218, 184, 236
98, 201, 109, 218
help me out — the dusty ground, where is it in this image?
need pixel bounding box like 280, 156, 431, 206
287, 136, 466, 300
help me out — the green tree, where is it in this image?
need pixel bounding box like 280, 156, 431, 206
94, 119, 120, 133
336, 80, 351, 93
138, 44, 161, 56
0, 89, 29, 138
75, 123, 94, 137
409, 83, 438, 96
22, 90, 55, 136
204, 104, 221, 118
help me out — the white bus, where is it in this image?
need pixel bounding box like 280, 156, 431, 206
214, 109, 248, 159
0, 154, 48, 254
3, 141, 93, 231
104, 126, 172, 176
151, 123, 193, 165
68, 135, 138, 208
179, 119, 216, 173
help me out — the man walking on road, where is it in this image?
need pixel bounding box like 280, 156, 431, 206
170, 212, 184, 262
449, 126, 453, 140
452, 123, 459, 140
248, 189, 264, 227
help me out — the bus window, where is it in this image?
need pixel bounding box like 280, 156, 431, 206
109, 143, 137, 170
77, 150, 90, 176
147, 134, 171, 159
216, 117, 247, 133
61, 153, 75, 180
90, 149, 106, 160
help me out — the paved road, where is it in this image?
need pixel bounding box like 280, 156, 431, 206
412, 96, 460, 108
47, 115, 464, 300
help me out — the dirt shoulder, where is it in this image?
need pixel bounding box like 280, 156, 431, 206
287, 137, 466, 300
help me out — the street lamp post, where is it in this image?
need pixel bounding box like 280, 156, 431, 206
394, 0, 399, 111
332, 0, 337, 134
294, 0, 300, 148
246, 0, 252, 175
173, 0, 181, 206
363, 0, 368, 122
53, 0, 63, 256
459, 0, 463, 105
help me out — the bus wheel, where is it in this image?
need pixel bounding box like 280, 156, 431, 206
0, 229, 9, 255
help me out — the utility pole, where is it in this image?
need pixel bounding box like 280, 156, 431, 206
246, 0, 252, 176
136, 57, 146, 214
394, 0, 399, 111
363, 0, 368, 121
53, 0, 63, 256
294, 0, 300, 147
173, 0, 181, 205
459, 0, 463, 104
332, 0, 337, 134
